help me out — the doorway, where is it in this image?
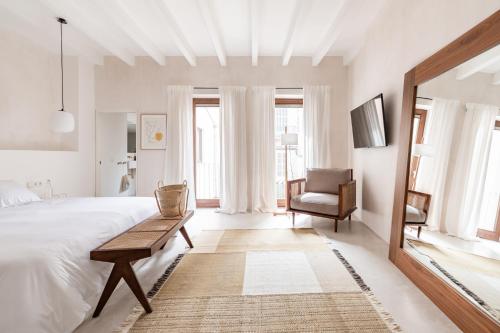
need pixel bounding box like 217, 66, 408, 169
193, 98, 220, 207
96, 112, 137, 197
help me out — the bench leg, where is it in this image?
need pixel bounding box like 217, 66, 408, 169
93, 264, 123, 317
292, 212, 295, 227
334, 219, 338, 233
93, 262, 152, 318
122, 262, 152, 314
179, 226, 194, 248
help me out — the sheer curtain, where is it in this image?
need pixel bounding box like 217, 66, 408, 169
163, 86, 195, 209
444, 103, 499, 239
415, 98, 462, 231
250, 87, 277, 212
218, 86, 248, 214
303, 86, 334, 168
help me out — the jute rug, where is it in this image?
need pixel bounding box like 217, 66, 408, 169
408, 239, 500, 322
117, 229, 401, 332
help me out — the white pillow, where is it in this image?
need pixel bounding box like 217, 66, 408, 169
0, 180, 41, 208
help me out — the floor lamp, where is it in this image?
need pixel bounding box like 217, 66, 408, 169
275, 127, 298, 215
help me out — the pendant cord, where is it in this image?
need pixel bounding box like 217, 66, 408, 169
59, 19, 64, 112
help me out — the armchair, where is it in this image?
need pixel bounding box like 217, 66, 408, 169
405, 190, 431, 238
287, 168, 357, 232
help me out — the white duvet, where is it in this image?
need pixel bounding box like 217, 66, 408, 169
0, 197, 158, 333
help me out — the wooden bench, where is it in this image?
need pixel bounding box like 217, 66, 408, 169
90, 210, 194, 317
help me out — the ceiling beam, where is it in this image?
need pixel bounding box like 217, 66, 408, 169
40, 0, 135, 66
311, 1, 351, 66
250, 0, 259, 66
153, 0, 196, 66
456, 46, 500, 80
493, 71, 500, 85
196, 0, 226, 66
281, 0, 313, 66
96, 0, 165, 66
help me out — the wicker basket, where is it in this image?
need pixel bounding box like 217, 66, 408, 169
154, 180, 189, 219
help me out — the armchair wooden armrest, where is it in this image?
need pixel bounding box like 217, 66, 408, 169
287, 178, 306, 210
407, 190, 431, 214
338, 180, 356, 218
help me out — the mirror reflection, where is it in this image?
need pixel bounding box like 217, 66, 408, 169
404, 45, 500, 323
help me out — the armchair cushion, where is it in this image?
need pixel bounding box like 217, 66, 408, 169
304, 168, 351, 195
405, 204, 427, 223
290, 192, 339, 216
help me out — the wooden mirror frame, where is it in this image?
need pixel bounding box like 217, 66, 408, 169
389, 10, 500, 333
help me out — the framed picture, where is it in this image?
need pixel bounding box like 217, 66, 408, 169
141, 114, 167, 149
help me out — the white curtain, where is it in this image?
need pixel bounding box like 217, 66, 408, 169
444, 103, 498, 239
218, 86, 248, 214
303, 86, 334, 168
415, 98, 462, 231
163, 86, 196, 210
250, 87, 277, 212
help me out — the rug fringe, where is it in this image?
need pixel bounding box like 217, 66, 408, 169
113, 254, 185, 333
332, 249, 403, 332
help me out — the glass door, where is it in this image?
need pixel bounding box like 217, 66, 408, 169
275, 98, 304, 207
193, 98, 220, 207
477, 120, 500, 241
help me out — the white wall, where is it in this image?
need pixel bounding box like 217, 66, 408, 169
95, 56, 349, 197
0, 28, 95, 196
348, 0, 500, 242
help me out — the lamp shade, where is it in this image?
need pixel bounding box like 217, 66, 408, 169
50, 111, 75, 133
412, 143, 434, 157
281, 133, 298, 145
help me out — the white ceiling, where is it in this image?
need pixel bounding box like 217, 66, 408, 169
455, 44, 500, 85
0, 0, 387, 66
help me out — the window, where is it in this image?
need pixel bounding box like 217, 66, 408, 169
193, 99, 220, 207
409, 109, 427, 190
477, 120, 500, 241
196, 127, 203, 163
275, 99, 304, 205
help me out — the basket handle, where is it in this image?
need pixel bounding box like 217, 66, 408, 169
154, 189, 163, 215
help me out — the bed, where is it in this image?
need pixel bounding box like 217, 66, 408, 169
0, 196, 158, 333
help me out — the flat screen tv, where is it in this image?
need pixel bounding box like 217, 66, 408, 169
350, 94, 387, 148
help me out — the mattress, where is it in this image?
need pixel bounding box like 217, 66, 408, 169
0, 197, 158, 333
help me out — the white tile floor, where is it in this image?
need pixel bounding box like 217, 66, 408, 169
75, 210, 459, 333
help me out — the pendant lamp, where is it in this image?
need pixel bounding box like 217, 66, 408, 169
51, 17, 74, 133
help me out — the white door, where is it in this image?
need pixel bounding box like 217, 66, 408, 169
96, 112, 128, 196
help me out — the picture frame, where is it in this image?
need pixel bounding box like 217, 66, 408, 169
140, 114, 167, 150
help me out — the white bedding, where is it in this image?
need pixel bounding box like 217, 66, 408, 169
0, 197, 158, 333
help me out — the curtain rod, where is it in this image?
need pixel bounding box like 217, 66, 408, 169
416, 96, 433, 100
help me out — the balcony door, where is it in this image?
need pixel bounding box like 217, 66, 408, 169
193, 98, 220, 208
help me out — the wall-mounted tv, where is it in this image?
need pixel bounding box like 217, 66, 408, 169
350, 94, 387, 148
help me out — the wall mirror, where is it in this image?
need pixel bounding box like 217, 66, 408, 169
96, 112, 137, 197
390, 11, 500, 332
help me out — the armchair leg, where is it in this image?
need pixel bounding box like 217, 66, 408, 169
334, 219, 338, 233
292, 213, 295, 227
417, 226, 422, 238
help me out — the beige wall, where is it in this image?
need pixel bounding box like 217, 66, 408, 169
348, 0, 500, 242
0, 29, 79, 151
95, 56, 349, 197
0, 29, 96, 196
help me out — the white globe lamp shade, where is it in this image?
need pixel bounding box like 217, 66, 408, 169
51, 111, 75, 133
